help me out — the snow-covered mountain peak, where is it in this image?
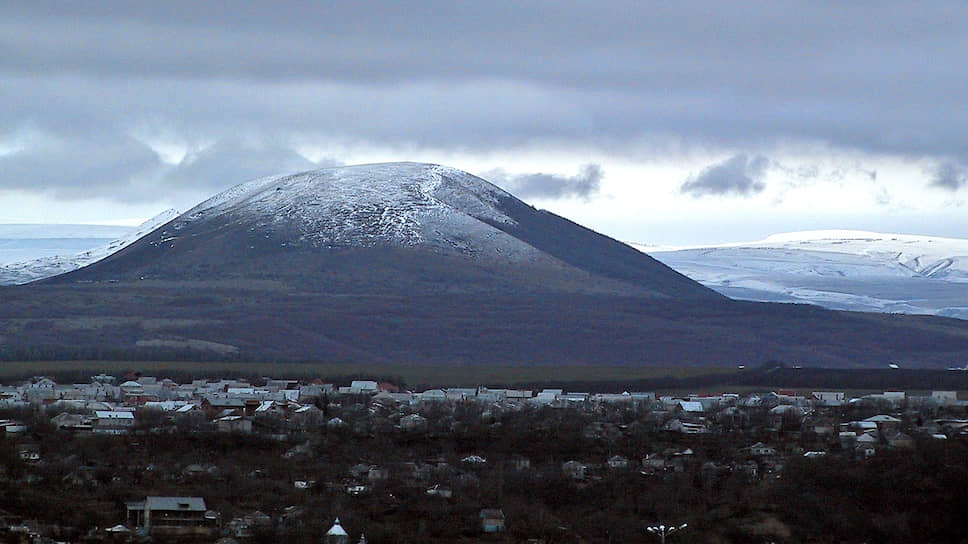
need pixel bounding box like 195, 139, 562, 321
171, 162, 530, 255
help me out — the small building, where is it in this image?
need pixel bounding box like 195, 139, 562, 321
505, 389, 533, 400
931, 391, 958, 406
480, 509, 506, 533
0, 420, 28, 435
351, 381, 378, 392
882, 391, 906, 403
94, 410, 135, 434
663, 418, 708, 434
864, 415, 902, 433
447, 388, 477, 401
677, 400, 704, 414
419, 389, 447, 403
201, 395, 246, 416
812, 391, 846, 406
216, 415, 252, 433
630, 391, 657, 402
126, 496, 214, 535
254, 400, 286, 416
562, 392, 589, 405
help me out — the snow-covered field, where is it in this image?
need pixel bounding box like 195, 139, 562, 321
0, 210, 178, 285
636, 230, 968, 319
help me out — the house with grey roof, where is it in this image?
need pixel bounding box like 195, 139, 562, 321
125, 496, 216, 536
93, 410, 134, 434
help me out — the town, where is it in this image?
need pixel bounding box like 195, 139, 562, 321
1, 374, 966, 543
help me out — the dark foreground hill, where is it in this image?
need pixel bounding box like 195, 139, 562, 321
1, 163, 967, 368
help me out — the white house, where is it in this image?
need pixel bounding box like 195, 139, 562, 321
350, 381, 378, 393
812, 391, 846, 406
419, 389, 447, 403
94, 411, 135, 433
677, 401, 704, 413
882, 391, 906, 404
932, 391, 958, 405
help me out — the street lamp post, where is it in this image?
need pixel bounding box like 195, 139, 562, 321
646, 523, 687, 544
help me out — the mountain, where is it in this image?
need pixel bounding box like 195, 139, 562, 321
0, 210, 180, 285
639, 230, 968, 319
55, 163, 717, 300
3, 164, 968, 369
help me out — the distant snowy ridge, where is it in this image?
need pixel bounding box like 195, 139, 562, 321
0, 224, 133, 266
631, 230, 968, 319
0, 209, 180, 285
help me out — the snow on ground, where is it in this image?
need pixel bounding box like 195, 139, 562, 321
634, 231, 968, 319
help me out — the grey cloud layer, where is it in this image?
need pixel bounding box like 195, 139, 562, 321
484, 164, 603, 200
931, 161, 967, 191
0, 131, 324, 204
2, 1, 967, 201
680, 154, 769, 197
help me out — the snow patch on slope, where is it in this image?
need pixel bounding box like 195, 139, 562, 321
0, 209, 179, 285
167, 162, 541, 261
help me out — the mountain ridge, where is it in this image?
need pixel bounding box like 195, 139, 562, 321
3, 163, 968, 368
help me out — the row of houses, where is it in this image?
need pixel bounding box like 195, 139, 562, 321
4, 376, 967, 451
4, 373, 965, 410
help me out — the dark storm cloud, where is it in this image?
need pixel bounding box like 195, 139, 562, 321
931, 161, 967, 191
680, 154, 769, 198
2, 1, 968, 201
484, 164, 603, 200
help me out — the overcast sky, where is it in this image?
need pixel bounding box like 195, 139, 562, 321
2, 1, 967, 244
